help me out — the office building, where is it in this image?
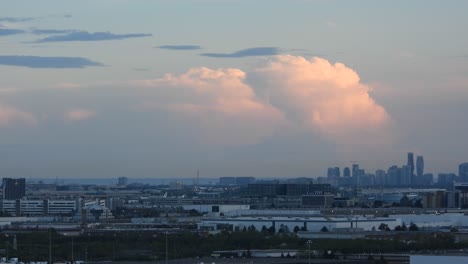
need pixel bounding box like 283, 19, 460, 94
352, 164, 359, 178
459, 163, 468, 182
117, 177, 128, 186
343, 167, 351, 178
219, 177, 236, 185
236, 177, 255, 185
416, 156, 424, 184
302, 194, 334, 208
407, 152, 414, 184
245, 183, 333, 198
375, 170, 386, 185
2, 178, 26, 200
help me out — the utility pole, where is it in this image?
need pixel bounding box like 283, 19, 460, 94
49, 227, 52, 264
165, 232, 168, 264
71, 236, 74, 264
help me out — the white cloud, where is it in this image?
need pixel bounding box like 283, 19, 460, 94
65, 55, 393, 147
131, 67, 285, 146
64, 109, 96, 122
249, 55, 392, 145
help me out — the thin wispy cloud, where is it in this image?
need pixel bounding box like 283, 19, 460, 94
0, 28, 25, 36
201, 47, 279, 58
30, 28, 75, 35
0, 17, 35, 23
158, 45, 202, 50
133, 68, 150, 71
33, 31, 152, 42
0, 55, 103, 68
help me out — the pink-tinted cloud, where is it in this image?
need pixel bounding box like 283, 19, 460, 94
64, 109, 96, 122
55, 82, 83, 89
0, 104, 36, 127
131, 55, 392, 146
132, 67, 285, 145
250, 55, 392, 144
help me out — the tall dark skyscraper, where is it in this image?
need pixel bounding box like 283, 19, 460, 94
460, 162, 468, 182
343, 167, 351, 177
352, 164, 359, 178
2, 178, 26, 200
407, 152, 414, 183
416, 156, 424, 181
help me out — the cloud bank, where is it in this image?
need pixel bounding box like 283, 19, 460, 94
0, 55, 103, 68
33, 31, 152, 42
132, 67, 284, 145
158, 45, 201, 50
201, 47, 279, 58
130, 55, 391, 146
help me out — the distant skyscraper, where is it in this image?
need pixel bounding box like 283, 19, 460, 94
459, 163, 468, 182
416, 156, 424, 183
2, 178, 26, 200
334, 167, 340, 178
407, 152, 415, 184
401, 165, 410, 186
327, 167, 340, 179
117, 177, 128, 186
387, 166, 400, 186
352, 164, 359, 178
375, 169, 386, 185
343, 167, 351, 177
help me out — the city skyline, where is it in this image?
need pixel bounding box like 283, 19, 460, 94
1, 1, 467, 178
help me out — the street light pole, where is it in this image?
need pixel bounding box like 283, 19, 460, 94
71, 236, 74, 264
307, 240, 312, 264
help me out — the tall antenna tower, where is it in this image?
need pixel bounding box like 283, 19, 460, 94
196, 169, 199, 186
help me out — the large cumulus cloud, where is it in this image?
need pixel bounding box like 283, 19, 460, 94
131, 67, 285, 146
129, 55, 392, 146
249, 55, 392, 144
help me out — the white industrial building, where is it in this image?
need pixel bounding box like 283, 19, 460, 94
199, 215, 401, 233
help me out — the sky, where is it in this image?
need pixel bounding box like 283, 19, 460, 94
0, 0, 467, 178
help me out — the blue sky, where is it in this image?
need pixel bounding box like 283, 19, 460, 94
1, 0, 467, 178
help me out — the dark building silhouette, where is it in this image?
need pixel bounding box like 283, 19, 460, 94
352, 164, 359, 178
407, 152, 415, 184
460, 163, 468, 182
327, 167, 340, 178
235, 177, 256, 185
245, 183, 333, 198
416, 156, 424, 184
2, 178, 26, 200
343, 167, 351, 177
416, 156, 424, 176
334, 167, 340, 178
219, 177, 236, 185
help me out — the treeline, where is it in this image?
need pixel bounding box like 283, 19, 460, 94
0, 229, 467, 262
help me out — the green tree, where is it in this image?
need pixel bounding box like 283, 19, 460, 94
409, 223, 419, 231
